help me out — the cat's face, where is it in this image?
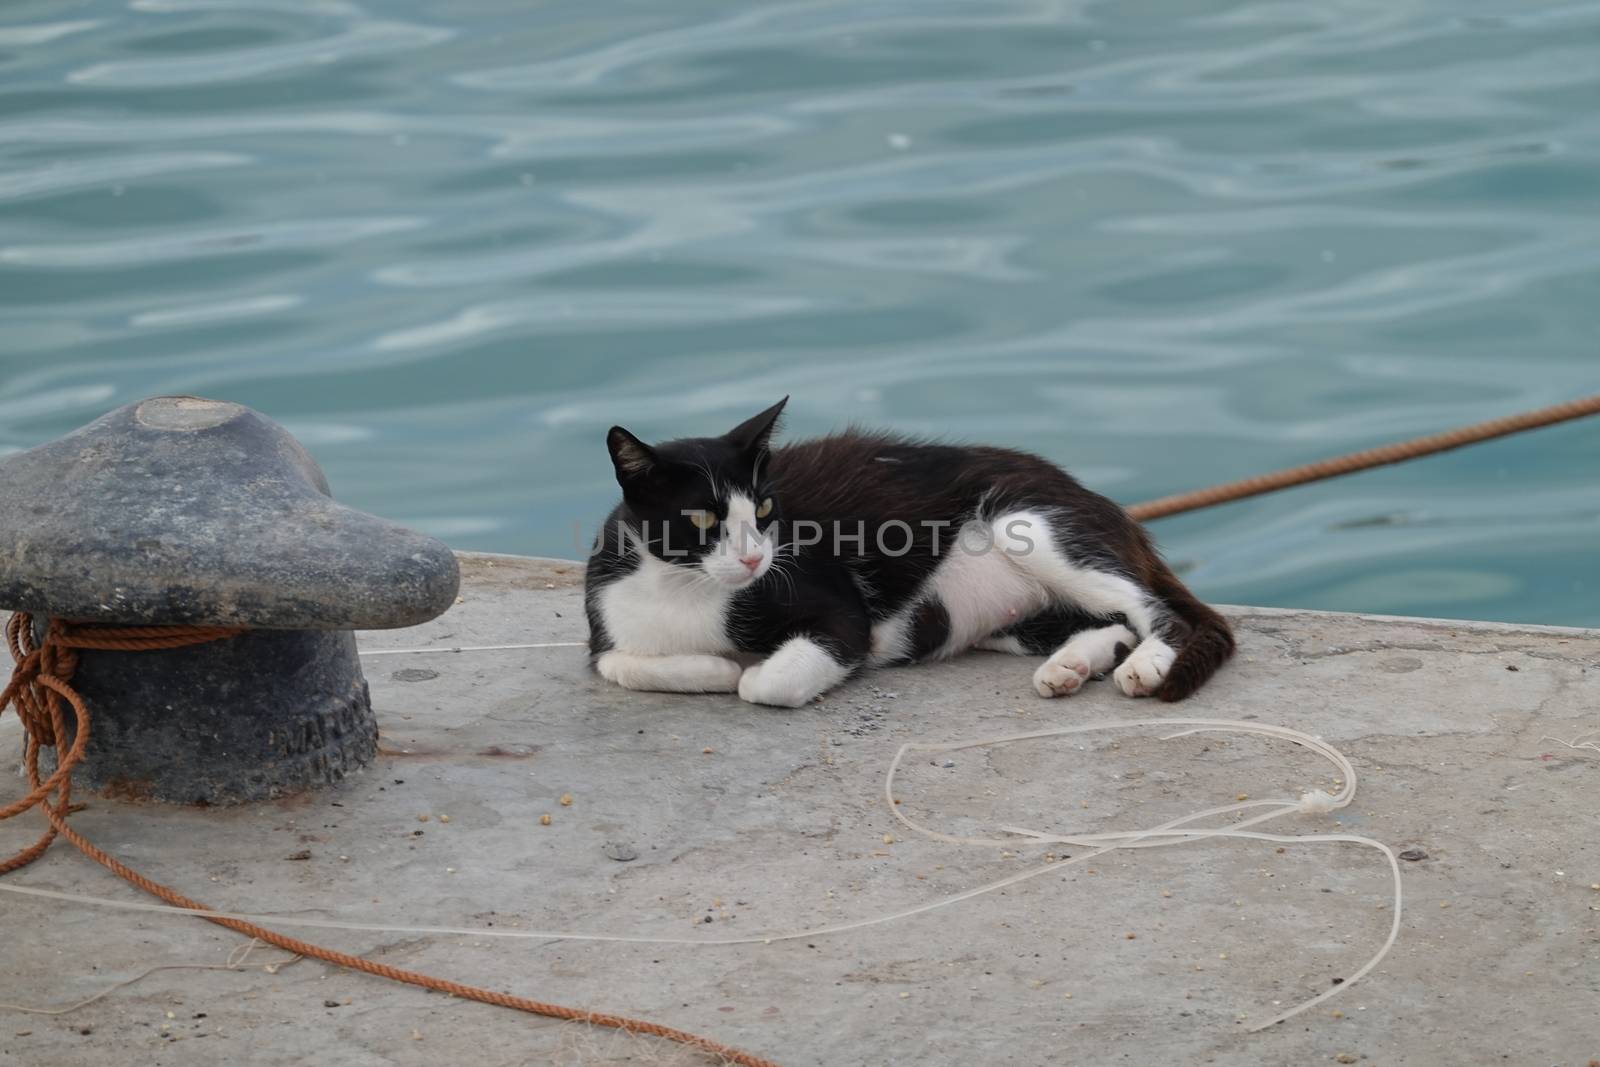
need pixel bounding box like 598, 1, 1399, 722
606, 399, 786, 589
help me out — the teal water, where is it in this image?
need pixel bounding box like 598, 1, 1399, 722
2, 1, 1597, 627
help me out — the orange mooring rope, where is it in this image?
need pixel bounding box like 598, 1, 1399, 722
0, 614, 780, 1067
1127, 393, 1600, 521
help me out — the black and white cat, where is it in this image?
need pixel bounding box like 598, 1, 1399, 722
585, 399, 1233, 707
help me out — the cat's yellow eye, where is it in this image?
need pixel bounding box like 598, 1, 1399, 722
687, 509, 718, 530
756, 497, 774, 519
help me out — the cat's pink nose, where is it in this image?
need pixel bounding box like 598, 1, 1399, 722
739, 555, 762, 573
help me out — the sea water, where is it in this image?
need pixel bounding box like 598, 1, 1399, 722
1, 0, 1596, 625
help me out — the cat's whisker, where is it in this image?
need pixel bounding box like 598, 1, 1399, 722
762, 557, 798, 601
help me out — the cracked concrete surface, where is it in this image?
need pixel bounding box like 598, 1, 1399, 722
3, 553, 1598, 1066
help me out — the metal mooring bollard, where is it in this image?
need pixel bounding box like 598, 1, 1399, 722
0, 396, 460, 804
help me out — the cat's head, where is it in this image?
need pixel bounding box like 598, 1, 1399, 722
605, 398, 787, 588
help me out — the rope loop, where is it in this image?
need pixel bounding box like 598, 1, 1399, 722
0, 613, 238, 872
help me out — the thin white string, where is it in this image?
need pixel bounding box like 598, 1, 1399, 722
0, 717, 1397, 1033
1540, 733, 1600, 756
358, 641, 587, 656
0, 642, 585, 735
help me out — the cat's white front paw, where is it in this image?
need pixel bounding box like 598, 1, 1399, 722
690, 656, 745, 692
596, 652, 743, 693
738, 663, 819, 708
738, 664, 810, 707
738, 637, 850, 707
1113, 638, 1175, 697
737, 664, 767, 703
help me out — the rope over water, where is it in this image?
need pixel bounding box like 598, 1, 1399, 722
1127, 393, 1600, 521
0, 612, 780, 1067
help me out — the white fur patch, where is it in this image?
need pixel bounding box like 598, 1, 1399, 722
908, 510, 1163, 665
599, 551, 737, 656
1063, 623, 1137, 673
596, 652, 742, 693
926, 519, 1050, 657
1114, 637, 1176, 697
1033, 623, 1136, 698
865, 511, 1164, 669
868, 613, 912, 667
975, 634, 1028, 655
738, 636, 849, 707
993, 511, 1162, 639
701, 492, 774, 588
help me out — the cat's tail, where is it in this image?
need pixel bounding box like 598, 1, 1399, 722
1147, 565, 1235, 702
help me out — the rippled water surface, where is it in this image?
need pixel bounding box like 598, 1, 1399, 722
2, 0, 1597, 625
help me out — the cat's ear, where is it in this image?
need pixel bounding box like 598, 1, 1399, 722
607, 426, 658, 483
726, 396, 788, 456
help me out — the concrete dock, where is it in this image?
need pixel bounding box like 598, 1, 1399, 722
3, 552, 1597, 1066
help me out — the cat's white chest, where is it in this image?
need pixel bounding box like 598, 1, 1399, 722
600, 556, 738, 656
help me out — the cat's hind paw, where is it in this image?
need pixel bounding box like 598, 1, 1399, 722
1113, 638, 1176, 698
1033, 657, 1089, 697
1032, 624, 1136, 697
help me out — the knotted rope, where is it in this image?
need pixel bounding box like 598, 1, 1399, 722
0, 614, 240, 875
0, 612, 779, 1067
